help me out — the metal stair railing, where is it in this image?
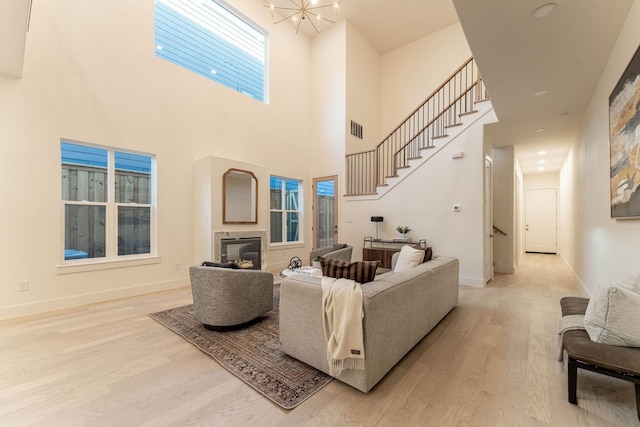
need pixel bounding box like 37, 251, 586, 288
346, 57, 489, 196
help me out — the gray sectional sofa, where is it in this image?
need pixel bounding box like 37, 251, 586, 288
279, 255, 459, 392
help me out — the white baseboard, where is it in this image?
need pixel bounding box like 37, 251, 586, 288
558, 252, 591, 297
459, 276, 485, 287
0, 279, 188, 321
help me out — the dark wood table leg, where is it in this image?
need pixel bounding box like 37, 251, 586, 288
568, 357, 578, 405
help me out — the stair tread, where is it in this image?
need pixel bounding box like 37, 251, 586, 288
459, 110, 478, 117
445, 122, 463, 128
433, 134, 449, 139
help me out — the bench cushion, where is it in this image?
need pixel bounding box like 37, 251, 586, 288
560, 297, 640, 376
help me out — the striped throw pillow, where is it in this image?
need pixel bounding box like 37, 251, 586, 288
320, 257, 380, 284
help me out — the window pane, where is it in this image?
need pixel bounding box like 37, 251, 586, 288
155, 0, 266, 102
270, 211, 282, 243
115, 152, 152, 204
64, 205, 106, 259
118, 206, 151, 255
61, 142, 108, 202
270, 176, 283, 209
287, 212, 299, 242
285, 179, 299, 211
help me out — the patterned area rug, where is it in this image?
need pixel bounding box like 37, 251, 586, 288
148, 286, 332, 409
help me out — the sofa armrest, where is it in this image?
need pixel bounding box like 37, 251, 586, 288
309, 244, 353, 265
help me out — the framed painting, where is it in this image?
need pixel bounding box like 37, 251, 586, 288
610, 45, 640, 218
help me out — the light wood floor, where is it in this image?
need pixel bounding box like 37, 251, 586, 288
1, 254, 638, 426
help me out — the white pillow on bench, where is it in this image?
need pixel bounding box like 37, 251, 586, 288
584, 286, 640, 347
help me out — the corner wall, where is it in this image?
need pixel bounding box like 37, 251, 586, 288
492, 147, 515, 273
560, 0, 640, 294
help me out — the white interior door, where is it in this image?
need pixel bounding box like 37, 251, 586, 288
484, 157, 494, 283
525, 188, 557, 253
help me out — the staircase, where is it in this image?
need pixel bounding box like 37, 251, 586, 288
345, 57, 490, 197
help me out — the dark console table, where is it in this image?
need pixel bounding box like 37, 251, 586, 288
362, 237, 426, 269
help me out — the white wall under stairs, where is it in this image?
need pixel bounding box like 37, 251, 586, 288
348, 99, 495, 201
342, 101, 497, 287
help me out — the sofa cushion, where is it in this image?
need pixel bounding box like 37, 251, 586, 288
320, 257, 380, 284
394, 245, 425, 272
584, 286, 640, 347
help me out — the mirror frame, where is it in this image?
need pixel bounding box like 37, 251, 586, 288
222, 168, 258, 224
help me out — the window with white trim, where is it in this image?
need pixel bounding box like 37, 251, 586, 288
154, 0, 268, 102
270, 176, 302, 244
61, 141, 156, 262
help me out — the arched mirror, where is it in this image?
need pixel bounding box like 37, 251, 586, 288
223, 168, 258, 224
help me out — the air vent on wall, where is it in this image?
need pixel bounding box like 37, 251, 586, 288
350, 120, 363, 139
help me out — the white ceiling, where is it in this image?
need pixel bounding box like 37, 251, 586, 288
452, 0, 632, 175
0, 0, 31, 78
337, 0, 632, 175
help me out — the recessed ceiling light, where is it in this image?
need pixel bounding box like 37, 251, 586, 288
531, 3, 557, 19
533, 90, 549, 97
156, 45, 163, 50
211, 69, 217, 74
538, 150, 547, 155
538, 167, 546, 171
536, 128, 545, 133
538, 159, 546, 164
559, 112, 569, 118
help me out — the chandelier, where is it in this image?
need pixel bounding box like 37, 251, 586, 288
262, 0, 344, 34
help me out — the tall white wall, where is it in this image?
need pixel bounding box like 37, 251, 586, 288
380, 23, 472, 137
0, 0, 312, 318
492, 147, 515, 273
559, 0, 640, 294
524, 172, 559, 189
346, 22, 381, 154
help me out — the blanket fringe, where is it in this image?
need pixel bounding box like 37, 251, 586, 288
329, 356, 366, 377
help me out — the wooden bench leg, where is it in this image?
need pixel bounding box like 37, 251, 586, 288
568, 357, 578, 405
636, 383, 640, 421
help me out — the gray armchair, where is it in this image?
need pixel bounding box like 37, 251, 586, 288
189, 265, 273, 328
309, 243, 353, 265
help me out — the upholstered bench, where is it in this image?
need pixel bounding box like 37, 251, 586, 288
560, 296, 640, 420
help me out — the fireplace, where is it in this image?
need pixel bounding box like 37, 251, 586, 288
213, 230, 267, 270
220, 237, 261, 270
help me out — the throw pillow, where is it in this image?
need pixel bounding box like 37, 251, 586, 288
394, 245, 425, 272
411, 244, 433, 262
201, 261, 239, 269
584, 286, 640, 347
320, 257, 380, 284
606, 271, 640, 294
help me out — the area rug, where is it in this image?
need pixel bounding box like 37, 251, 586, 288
148, 286, 332, 409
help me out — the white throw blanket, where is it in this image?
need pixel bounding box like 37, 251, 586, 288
321, 277, 365, 376
556, 314, 585, 372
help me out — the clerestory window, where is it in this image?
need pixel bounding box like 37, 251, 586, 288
154, 0, 268, 102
